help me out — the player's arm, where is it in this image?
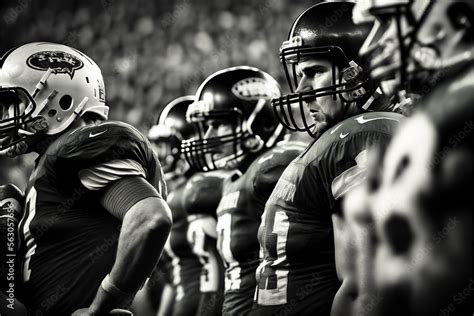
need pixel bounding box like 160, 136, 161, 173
87, 176, 172, 314
130, 256, 172, 316
187, 214, 225, 316
329, 135, 392, 316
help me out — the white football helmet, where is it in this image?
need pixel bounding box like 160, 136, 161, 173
0, 42, 108, 152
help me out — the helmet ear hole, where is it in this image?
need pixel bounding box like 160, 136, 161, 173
59, 95, 73, 111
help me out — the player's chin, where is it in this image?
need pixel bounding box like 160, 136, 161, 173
311, 114, 329, 134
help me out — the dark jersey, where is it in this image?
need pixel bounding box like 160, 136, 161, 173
254, 112, 403, 315
17, 121, 166, 315
164, 175, 202, 316
216, 141, 306, 315
182, 170, 230, 316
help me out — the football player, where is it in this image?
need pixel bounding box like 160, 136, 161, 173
182, 66, 310, 315
146, 96, 203, 316
344, 1, 473, 315
0, 43, 172, 315
179, 92, 233, 315
253, 2, 404, 315
182, 170, 230, 316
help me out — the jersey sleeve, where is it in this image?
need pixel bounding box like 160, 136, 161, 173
317, 129, 394, 212
54, 121, 166, 199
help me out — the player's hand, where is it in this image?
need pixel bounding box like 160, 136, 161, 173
71, 308, 133, 316
6, 116, 48, 157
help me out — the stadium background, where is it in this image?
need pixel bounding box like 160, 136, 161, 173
0, 0, 312, 188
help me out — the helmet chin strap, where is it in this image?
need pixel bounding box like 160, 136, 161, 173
214, 150, 245, 170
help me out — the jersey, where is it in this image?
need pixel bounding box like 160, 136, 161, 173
164, 174, 202, 316
254, 112, 403, 315
17, 121, 166, 315
216, 141, 306, 315
183, 170, 230, 316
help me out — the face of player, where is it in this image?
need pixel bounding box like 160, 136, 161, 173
0, 88, 30, 150
414, 1, 472, 68
203, 118, 236, 161
295, 58, 344, 134
151, 140, 175, 173
153, 141, 171, 161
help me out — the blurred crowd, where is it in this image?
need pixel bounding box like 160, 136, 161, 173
0, 0, 310, 188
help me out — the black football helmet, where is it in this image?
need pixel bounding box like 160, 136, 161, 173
181, 66, 283, 172
148, 95, 195, 174
272, 1, 373, 138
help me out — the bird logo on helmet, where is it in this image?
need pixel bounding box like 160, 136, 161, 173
0, 42, 108, 155
181, 66, 283, 172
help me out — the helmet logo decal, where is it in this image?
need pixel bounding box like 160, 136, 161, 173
186, 100, 211, 122
232, 77, 280, 101
27, 51, 84, 79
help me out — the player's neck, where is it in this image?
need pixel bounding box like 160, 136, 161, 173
238, 151, 261, 173
345, 104, 363, 119
286, 131, 313, 145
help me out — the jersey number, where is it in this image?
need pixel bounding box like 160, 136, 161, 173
256, 211, 289, 305
216, 213, 241, 291
187, 216, 220, 293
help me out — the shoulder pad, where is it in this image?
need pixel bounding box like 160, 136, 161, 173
252, 144, 304, 198
182, 171, 230, 217
308, 112, 403, 157
52, 121, 156, 174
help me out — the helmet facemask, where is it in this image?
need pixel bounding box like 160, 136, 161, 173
149, 95, 196, 176
149, 125, 183, 174
0, 43, 109, 156
358, 0, 473, 107
0, 87, 40, 151
182, 103, 254, 172
182, 66, 283, 172
274, 0, 375, 139
274, 40, 369, 138
407, 1, 474, 95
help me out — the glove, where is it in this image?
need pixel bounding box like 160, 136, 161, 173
6, 116, 48, 157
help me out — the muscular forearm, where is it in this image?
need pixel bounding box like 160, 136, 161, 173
90, 197, 172, 313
